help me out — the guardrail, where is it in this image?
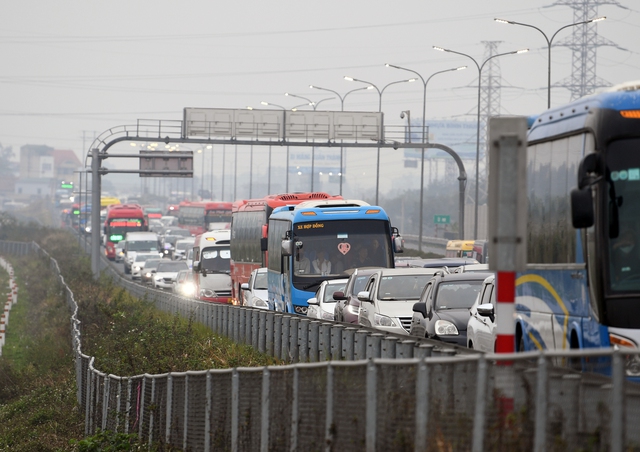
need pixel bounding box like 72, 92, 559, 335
2, 239, 638, 452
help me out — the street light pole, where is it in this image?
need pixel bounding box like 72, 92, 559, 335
309, 85, 372, 196
343, 76, 416, 205
434, 46, 528, 239
495, 16, 605, 109
386, 64, 466, 251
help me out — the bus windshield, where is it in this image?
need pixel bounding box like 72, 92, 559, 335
206, 210, 232, 224
292, 219, 391, 279
201, 246, 231, 273
107, 219, 144, 236
606, 138, 640, 293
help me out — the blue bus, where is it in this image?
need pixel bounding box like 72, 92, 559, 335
515, 81, 640, 376
267, 199, 403, 314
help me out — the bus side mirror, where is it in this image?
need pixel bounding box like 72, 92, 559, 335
394, 236, 404, 253
260, 237, 268, 252
571, 187, 594, 229
282, 239, 293, 257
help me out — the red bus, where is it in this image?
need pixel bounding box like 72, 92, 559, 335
229, 192, 342, 302
178, 201, 233, 236
104, 204, 147, 260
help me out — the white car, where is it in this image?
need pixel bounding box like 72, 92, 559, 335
153, 261, 189, 290
173, 269, 196, 297
357, 268, 437, 335
131, 253, 160, 279
173, 238, 195, 261
307, 278, 348, 321
466, 275, 496, 352
241, 268, 269, 309
114, 241, 126, 263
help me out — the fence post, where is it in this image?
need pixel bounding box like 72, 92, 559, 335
611, 351, 625, 452
366, 333, 383, 359
281, 315, 290, 362
290, 367, 300, 452
471, 356, 487, 452
245, 308, 253, 347
165, 374, 173, 445
239, 308, 247, 344
414, 343, 433, 359
299, 319, 310, 362
354, 329, 368, 360
396, 340, 416, 359
231, 369, 239, 452
562, 373, 581, 446
183, 374, 189, 450
258, 311, 267, 354
533, 353, 548, 452
381, 337, 397, 359
265, 312, 275, 356
289, 317, 299, 363
309, 321, 320, 362
274, 314, 283, 359
319, 322, 332, 361
331, 324, 344, 361
365, 360, 377, 452
342, 327, 356, 361
125, 379, 132, 434
324, 363, 335, 450
260, 367, 270, 452
252, 310, 260, 350
414, 358, 430, 451
148, 378, 156, 447
205, 371, 212, 452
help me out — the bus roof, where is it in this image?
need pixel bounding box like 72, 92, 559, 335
270, 203, 389, 222
233, 192, 342, 213
105, 204, 144, 219
446, 240, 474, 250
195, 229, 231, 247
100, 197, 121, 207
180, 201, 233, 210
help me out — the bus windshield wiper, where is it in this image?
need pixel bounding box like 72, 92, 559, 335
303, 279, 326, 291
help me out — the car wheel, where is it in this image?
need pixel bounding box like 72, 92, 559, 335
468, 340, 474, 349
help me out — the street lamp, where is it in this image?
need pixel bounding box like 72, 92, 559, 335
386, 63, 466, 251
309, 85, 373, 195
343, 75, 417, 205
434, 45, 528, 239
495, 16, 605, 109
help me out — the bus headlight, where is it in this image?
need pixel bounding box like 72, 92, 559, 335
374, 313, 395, 327
294, 306, 308, 315
435, 320, 459, 336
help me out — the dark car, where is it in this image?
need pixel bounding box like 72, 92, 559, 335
141, 258, 164, 285
333, 268, 380, 324
410, 272, 490, 346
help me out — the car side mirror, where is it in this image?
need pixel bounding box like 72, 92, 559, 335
356, 291, 371, 302
333, 291, 346, 301
412, 302, 427, 318
571, 187, 594, 229
307, 297, 319, 306
241, 283, 249, 291
477, 303, 495, 322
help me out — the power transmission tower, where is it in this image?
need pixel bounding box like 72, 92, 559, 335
553, 0, 626, 100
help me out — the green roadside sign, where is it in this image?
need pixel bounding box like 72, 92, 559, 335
434, 215, 450, 225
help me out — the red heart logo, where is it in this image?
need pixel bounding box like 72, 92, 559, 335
338, 243, 351, 255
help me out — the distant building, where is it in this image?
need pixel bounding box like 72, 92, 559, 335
16, 145, 82, 199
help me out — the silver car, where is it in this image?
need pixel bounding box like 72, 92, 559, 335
153, 261, 189, 290
307, 278, 348, 321
241, 268, 269, 309
357, 268, 437, 335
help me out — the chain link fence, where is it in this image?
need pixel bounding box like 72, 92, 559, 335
2, 239, 640, 451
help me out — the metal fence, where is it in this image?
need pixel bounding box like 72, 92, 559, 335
2, 239, 639, 452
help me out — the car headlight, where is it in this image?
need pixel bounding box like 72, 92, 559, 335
200, 288, 217, 298
609, 333, 640, 376
322, 310, 334, 321
145, 272, 152, 277
435, 320, 459, 336
181, 283, 195, 296
133, 265, 140, 271
254, 297, 268, 308
374, 313, 396, 327
347, 304, 360, 315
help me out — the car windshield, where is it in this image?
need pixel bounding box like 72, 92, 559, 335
351, 275, 370, 295
435, 281, 483, 310
128, 240, 158, 251
254, 272, 268, 290
377, 275, 432, 300
157, 262, 189, 272
201, 246, 231, 273
324, 282, 346, 302
144, 260, 162, 270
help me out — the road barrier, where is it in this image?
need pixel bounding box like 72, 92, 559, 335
2, 239, 639, 452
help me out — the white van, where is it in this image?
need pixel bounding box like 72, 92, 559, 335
193, 230, 232, 303
124, 231, 161, 274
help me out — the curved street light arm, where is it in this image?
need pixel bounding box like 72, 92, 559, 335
285, 92, 313, 104
312, 97, 335, 110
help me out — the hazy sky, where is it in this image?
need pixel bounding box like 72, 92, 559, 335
2, 0, 638, 172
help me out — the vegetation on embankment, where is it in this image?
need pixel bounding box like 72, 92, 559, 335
0, 213, 280, 450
